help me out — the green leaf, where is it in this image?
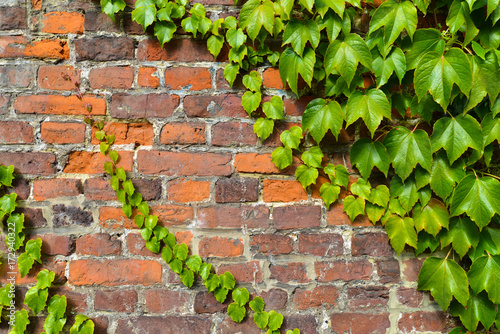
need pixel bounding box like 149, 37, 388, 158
280, 126, 303, 149
26, 238, 42, 263
414, 48, 472, 110
350, 178, 371, 200
415, 231, 440, 256
254, 311, 269, 330
410, 94, 441, 124
450, 175, 500, 229
226, 28, 247, 48
219, 271, 236, 290
0, 193, 17, 215
466, 54, 500, 111
368, 0, 418, 50
123, 179, 135, 196
317, 11, 344, 42
254, 118, 274, 141
366, 203, 386, 224
446, 0, 479, 45
302, 98, 343, 143
174, 243, 189, 261
324, 34, 372, 85
204, 273, 220, 292
132, 0, 157, 31
7, 213, 24, 251
70, 315, 94, 334
430, 151, 466, 200
450, 291, 496, 332
161, 246, 173, 263
295, 165, 319, 189
116, 167, 126, 181
324, 164, 349, 187
232, 287, 250, 306
298, 0, 314, 12
100, 0, 126, 21
413, 0, 430, 14
18, 252, 35, 278
343, 195, 365, 222
0, 165, 14, 187
36, 269, 55, 289
372, 47, 406, 87
154, 21, 176, 47
279, 47, 316, 95
224, 63, 240, 87
301, 147, 323, 168
214, 287, 229, 303
418, 257, 469, 309
10, 309, 30, 334
185, 255, 202, 273
242, 91, 262, 115
346, 89, 391, 137
350, 138, 390, 179
207, 35, 224, 59
440, 217, 479, 258
122, 203, 132, 218
228, 302, 246, 323
44, 314, 66, 334
169, 258, 183, 274
263, 96, 284, 120
283, 19, 320, 56
383, 127, 432, 181
47, 295, 67, 319
25, 286, 48, 315
180, 268, 195, 288
268, 310, 284, 331
468, 255, 500, 303
239, 0, 275, 40
369, 185, 390, 208
385, 215, 417, 253
413, 199, 449, 236
272, 146, 293, 170
243, 71, 262, 92
249, 296, 265, 312
482, 113, 500, 147
320, 182, 341, 209
146, 236, 160, 253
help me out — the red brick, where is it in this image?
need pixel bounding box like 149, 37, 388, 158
75, 37, 134, 61
250, 234, 293, 255
0, 95, 8, 114
194, 291, 227, 313
85, 178, 161, 201
352, 232, 394, 257
281, 315, 318, 334
348, 286, 389, 308
28, 233, 74, 256
126, 233, 160, 257
95, 290, 137, 313
138, 67, 160, 88
18, 207, 47, 228
0, 7, 26, 30
212, 122, 257, 146
398, 311, 454, 333
84, 11, 120, 32
38, 65, 80, 90
263, 179, 307, 202
42, 12, 84, 34
262, 68, 284, 89
138, 151, 231, 176
89, 67, 134, 89
260, 288, 288, 310
215, 68, 244, 90
175, 231, 193, 247
0, 36, 27, 58
9, 178, 30, 200
0, 152, 56, 175
99, 206, 135, 229
403, 258, 424, 282
31, 0, 42, 10
164, 67, 211, 91
330, 313, 390, 334
63, 151, 133, 174
315, 260, 373, 282
14, 95, 106, 115
217, 317, 261, 334
123, 13, 145, 34
326, 202, 372, 227
184, 95, 246, 118
137, 39, 213, 62
76, 233, 122, 256
116, 316, 211, 334
110, 93, 179, 119
145, 289, 190, 313
397, 287, 424, 307
0, 258, 66, 285
91, 122, 154, 145
0, 37, 70, 59
151, 204, 194, 226
234, 153, 298, 175
283, 96, 315, 116
160, 122, 205, 145
198, 237, 244, 257
0, 65, 33, 87
49, 286, 87, 313
69, 259, 162, 286
273, 206, 321, 230
0, 121, 33, 143
41, 122, 86, 144
92, 316, 109, 334
196, 206, 269, 228
217, 261, 263, 283
215, 178, 258, 203
294, 286, 338, 310
298, 233, 343, 256
168, 179, 210, 202
33, 178, 82, 200
270, 262, 309, 283
376, 259, 401, 284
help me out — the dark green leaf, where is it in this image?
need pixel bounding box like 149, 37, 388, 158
302, 98, 343, 142
295, 165, 319, 189
468, 254, 500, 304
450, 291, 496, 332
279, 47, 316, 95
239, 0, 275, 40
440, 217, 479, 258
350, 138, 390, 178
346, 89, 391, 137
283, 19, 320, 56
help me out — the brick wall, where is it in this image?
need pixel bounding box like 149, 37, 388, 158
0, 0, 457, 333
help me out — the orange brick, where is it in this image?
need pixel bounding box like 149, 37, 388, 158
263, 179, 307, 202
41, 122, 86, 144
138, 67, 160, 88
262, 68, 284, 89
168, 179, 210, 202
199, 237, 244, 257
150, 204, 194, 226
63, 151, 134, 174
160, 123, 205, 145
164, 67, 211, 90
175, 231, 193, 247
14, 95, 105, 115
33, 179, 82, 200
234, 153, 299, 175
42, 12, 84, 34
89, 67, 134, 89
38, 65, 81, 90
91, 122, 154, 145
99, 206, 136, 229
0, 36, 69, 59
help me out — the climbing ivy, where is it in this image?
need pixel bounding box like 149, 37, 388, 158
99, 0, 500, 331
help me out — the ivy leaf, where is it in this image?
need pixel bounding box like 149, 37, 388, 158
350, 178, 371, 200
440, 217, 479, 259
320, 182, 341, 209
279, 47, 316, 95
0, 193, 17, 215
450, 291, 496, 332
10, 309, 30, 334
232, 287, 250, 307
219, 271, 236, 290
146, 236, 160, 253
180, 268, 195, 288
418, 257, 469, 309
368, 0, 417, 50
450, 175, 500, 229
18, 253, 35, 278
154, 21, 176, 47
204, 273, 220, 292
224, 63, 240, 87
405, 28, 445, 70
263, 96, 284, 120
302, 98, 343, 143
282, 19, 320, 57
0, 165, 14, 186
369, 185, 390, 208
468, 255, 500, 304
254, 118, 274, 140
346, 89, 391, 137
228, 303, 246, 323
413, 199, 449, 236
36, 269, 55, 290
350, 138, 390, 179
132, 0, 157, 31
372, 47, 406, 87
465, 54, 500, 111
200, 263, 212, 280
243, 71, 262, 92
383, 127, 432, 181
249, 296, 265, 312
214, 287, 229, 303
239, 0, 275, 40
446, 0, 479, 45
161, 246, 173, 263
185, 255, 202, 273
317, 11, 344, 42
301, 147, 323, 168
324, 163, 349, 187
7, 213, 25, 251
343, 195, 365, 221
414, 48, 472, 110
324, 34, 372, 85
226, 28, 247, 48
385, 215, 417, 253
47, 295, 67, 319
254, 311, 269, 330
173, 243, 189, 261
25, 286, 49, 315
268, 310, 284, 331
26, 238, 42, 263
100, 0, 126, 21
272, 147, 293, 170
478, 23, 500, 49
169, 259, 183, 274
207, 35, 224, 59
409, 94, 440, 124
44, 313, 67, 334
415, 231, 440, 256
70, 315, 94, 334
280, 126, 303, 149
295, 165, 318, 189
430, 152, 465, 201
366, 203, 386, 224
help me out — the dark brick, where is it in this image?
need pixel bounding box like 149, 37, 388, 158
298, 233, 343, 256
18, 207, 47, 228
75, 36, 134, 61
52, 204, 93, 227
0, 95, 8, 114
194, 291, 227, 313
215, 178, 258, 203
110, 93, 180, 119
218, 316, 261, 334
84, 178, 161, 201
330, 313, 390, 334
197, 205, 269, 228
84, 11, 120, 32
116, 316, 211, 334
0, 152, 56, 175
282, 315, 318, 334
145, 289, 190, 313
352, 232, 393, 257
273, 206, 321, 230
397, 287, 424, 307
270, 262, 309, 283
95, 289, 137, 312
0, 7, 26, 30
260, 288, 288, 310
184, 95, 246, 118
398, 311, 455, 333
76, 233, 122, 256
0, 65, 33, 87
8, 177, 30, 200
250, 234, 293, 255
212, 122, 257, 146
347, 286, 389, 308
49, 286, 87, 313
377, 259, 400, 284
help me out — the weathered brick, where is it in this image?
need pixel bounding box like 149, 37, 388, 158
376, 259, 401, 284
270, 262, 309, 283
41, 122, 86, 144
0, 121, 34, 143
294, 286, 338, 310
330, 313, 390, 334
69, 259, 162, 286
14, 95, 106, 115
175, 231, 193, 247
352, 232, 393, 257
160, 122, 205, 145
31, 0, 42, 10
194, 291, 227, 313
403, 258, 424, 282
151, 204, 194, 226
348, 286, 389, 308
326, 202, 371, 227
168, 179, 210, 202
91, 122, 154, 146
398, 311, 454, 333
138, 151, 231, 176
84, 11, 120, 32
89, 66, 134, 89
95, 289, 137, 313
196, 206, 269, 228
298, 233, 343, 256
76, 233, 122, 256
217, 317, 261, 334
315, 260, 373, 282
85, 178, 161, 201
42, 12, 84, 34
38, 65, 80, 90
145, 289, 190, 313
18, 207, 47, 228
215, 178, 258, 203
110, 93, 179, 119
217, 261, 263, 283
0, 7, 26, 30
9, 178, 30, 200
164, 67, 211, 90
49, 286, 87, 313
0, 152, 56, 175
0, 36, 69, 59
234, 153, 298, 175
0, 95, 8, 114
262, 67, 284, 89
397, 287, 424, 307
92, 316, 109, 334
250, 234, 293, 255
273, 206, 321, 230
0, 258, 66, 286
29, 233, 74, 256
215, 68, 244, 90
184, 95, 246, 118
137, 39, 213, 62
99, 206, 135, 229
138, 67, 160, 88
284, 96, 315, 116
52, 204, 93, 227
75, 36, 134, 61
33, 179, 82, 200
64, 151, 133, 174
263, 179, 306, 202
126, 233, 160, 257
260, 288, 288, 310
212, 122, 257, 146
281, 315, 318, 334
0, 65, 33, 87
199, 237, 244, 257
118, 316, 212, 334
